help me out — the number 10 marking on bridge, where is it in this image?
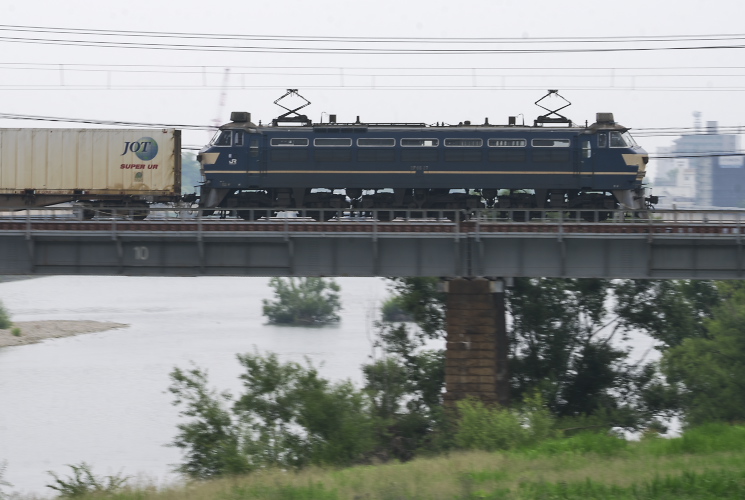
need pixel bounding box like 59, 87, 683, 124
134, 246, 149, 261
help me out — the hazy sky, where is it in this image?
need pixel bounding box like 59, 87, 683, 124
2, 0, 744, 177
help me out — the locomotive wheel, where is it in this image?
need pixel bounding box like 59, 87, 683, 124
510, 210, 530, 222
132, 209, 149, 221
238, 209, 269, 221
376, 211, 391, 222
580, 211, 611, 222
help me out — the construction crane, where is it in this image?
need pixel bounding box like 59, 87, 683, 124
211, 68, 231, 134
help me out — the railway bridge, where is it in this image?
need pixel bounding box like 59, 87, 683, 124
2, 207, 744, 405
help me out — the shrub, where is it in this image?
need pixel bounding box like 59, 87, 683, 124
0, 460, 12, 500
10, 328, 21, 337
169, 352, 378, 479
454, 395, 555, 452
0, 301, 11, 330
380, 295, 414, 322
46, 462, 129, 498
529, 430, 628, 457
262, 278, 342, 326
642, 422, 745, 456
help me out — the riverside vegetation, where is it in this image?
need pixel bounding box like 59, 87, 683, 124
4, 278, 745, 499
5, 424, 745, 499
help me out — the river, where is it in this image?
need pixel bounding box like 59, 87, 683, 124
0, 276, 399, 497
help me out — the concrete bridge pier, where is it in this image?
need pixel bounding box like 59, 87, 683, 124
443, 277, 510, 407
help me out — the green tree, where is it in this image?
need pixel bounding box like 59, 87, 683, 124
262, 277, 341, 326
360, 278, 449, 459
0, 300, 11, 330
0, 461, 12, 500
381, 277, 683, 431
660, 283, 745, 427
46, 462, 129, 498
168, 364, 251, 479
613, 280, 720, 349
168, 352, 377, 479
509, 278, 662, 429
362, 322, 447, 459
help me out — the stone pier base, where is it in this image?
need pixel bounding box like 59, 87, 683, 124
443, 278, 510, 407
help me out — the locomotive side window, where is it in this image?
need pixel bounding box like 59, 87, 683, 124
597, 134, 608, 148
271, 138, 309, 147
401, 138, 439, 147
214, 130, 232, 146
488, 139, 526, 147
250, 138, 259, 157
234, 131, 244, 146
444, 138, 482, 147
314, 138, 352, 147
357, 138, 395, 147
532, 139, 571, 147
582, 140, 591, 158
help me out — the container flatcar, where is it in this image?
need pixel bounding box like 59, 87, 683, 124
0, 128, 181, 219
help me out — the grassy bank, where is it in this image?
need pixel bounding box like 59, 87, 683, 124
40, 424, 745, 500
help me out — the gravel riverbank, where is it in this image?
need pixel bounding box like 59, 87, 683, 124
0, 321, 128, 347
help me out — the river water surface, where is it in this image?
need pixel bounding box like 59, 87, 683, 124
0, 276, 398, 497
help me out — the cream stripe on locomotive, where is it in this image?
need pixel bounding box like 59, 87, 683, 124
204, 170, 635, 176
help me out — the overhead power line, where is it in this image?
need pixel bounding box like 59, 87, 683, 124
3, 24, 745, 44
1, 25, 745, 54
0, 112, 741, 140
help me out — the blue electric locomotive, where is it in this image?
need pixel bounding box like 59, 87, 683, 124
197, 90, 652, 220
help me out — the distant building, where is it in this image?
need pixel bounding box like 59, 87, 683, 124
653, 113, 742, 208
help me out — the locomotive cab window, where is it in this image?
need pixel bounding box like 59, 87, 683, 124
234, 131, 244, 146
597, 133, 608, 148
271, 138, 309, 147
401, 138, 439, 147
213, 130, 232, 146
610, 131, 637, 148
532, 139, 571, 147
609, 131, 628, 148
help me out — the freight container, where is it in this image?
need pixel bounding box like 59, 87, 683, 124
0, 128, 181, 217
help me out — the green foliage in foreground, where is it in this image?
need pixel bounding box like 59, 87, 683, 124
0, 300, 11, 329
262, 277, 342, 326
46, 423, 745, 500
46, 462, 129, 498
454, 395, 555, 452
168, 352, 376, 480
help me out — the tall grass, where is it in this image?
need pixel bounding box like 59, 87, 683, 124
16, 423, 745, 500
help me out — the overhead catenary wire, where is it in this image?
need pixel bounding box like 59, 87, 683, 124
0, 112, 742, 154
1, 25, 745, 54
